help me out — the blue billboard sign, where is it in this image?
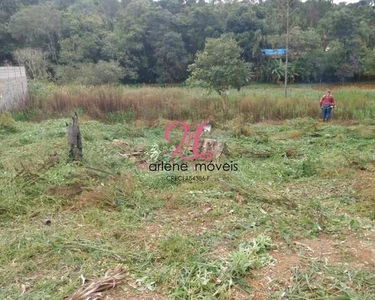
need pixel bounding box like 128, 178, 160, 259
261, 49, 287, 56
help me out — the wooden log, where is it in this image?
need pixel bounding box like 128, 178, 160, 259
66, 113, 83, 161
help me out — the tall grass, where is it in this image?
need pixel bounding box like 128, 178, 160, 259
21, 83, 375, 123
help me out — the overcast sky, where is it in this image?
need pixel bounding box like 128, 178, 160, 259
332, 0, 360, 2
301, 0, 361, 3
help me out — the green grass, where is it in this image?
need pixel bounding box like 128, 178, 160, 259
1, 114, 375, 299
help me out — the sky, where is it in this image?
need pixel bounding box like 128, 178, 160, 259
300, 0, 361, 3
332, 0, 360, 2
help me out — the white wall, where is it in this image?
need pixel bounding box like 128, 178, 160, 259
0, 66, 28, 111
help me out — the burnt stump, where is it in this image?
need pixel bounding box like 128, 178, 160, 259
66, 113, 83, 161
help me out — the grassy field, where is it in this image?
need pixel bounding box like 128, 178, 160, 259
21, 83, 375, 123
1, 85, 375, 299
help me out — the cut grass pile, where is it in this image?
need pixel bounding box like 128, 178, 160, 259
0, 115, 374, 299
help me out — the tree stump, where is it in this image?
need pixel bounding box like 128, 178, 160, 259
66, 113, 82, 161
198, 138, 228, 160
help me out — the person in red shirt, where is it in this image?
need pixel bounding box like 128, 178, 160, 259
320, 90, 335, 122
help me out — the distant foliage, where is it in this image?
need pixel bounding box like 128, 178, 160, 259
8, 4, 61, 62
56, 61, 123, 85
27, 80, 55, 100
1, 0, 375, 84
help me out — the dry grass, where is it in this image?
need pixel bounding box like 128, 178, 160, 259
26, 85, 219, 122
20, 84, 375, 123
67, 265, 126, 300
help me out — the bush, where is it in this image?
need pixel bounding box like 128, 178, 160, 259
0, 113, 17, 132
55, 60, 124, 85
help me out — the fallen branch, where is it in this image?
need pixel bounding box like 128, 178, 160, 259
83, 166, 114, 175
118, 151, 144, 158
67, 265, 126, 300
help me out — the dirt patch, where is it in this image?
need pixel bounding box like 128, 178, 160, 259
283, 148, 302, 159
128, 206, 222, 248
248, 247, 300, 299
352, 171, 375, 191
212, 243, 232, 260
295, 235, 338, 259
249, 233, 375, 298
64, 188, 116, 211
283, 179, 355, 202
351, 125, 375, 139
273, 130, 303, 141
104, 285, 166, 300
47, 182, 83, 199
296, 233, 374, 266
347, 171, 375, 219
230, 287, 254, 300
339, 233, 375, 266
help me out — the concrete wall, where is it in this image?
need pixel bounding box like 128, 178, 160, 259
0, 66, 28, 111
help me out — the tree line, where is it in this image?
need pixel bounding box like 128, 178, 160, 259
1, 0, 375, 85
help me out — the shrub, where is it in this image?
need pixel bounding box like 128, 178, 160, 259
0, 113, 17, 132
55, 60, 124, 85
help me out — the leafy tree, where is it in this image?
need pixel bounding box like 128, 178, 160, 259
0, 12, 15, 62
322, 40, 359, 82
296, 0, 333, 28
261, 58, 298, 84
262, 59, 284, 84
320, 8, 358, 43
180, 3, 222, 56
59, 1, 109, 64
223, 3, 267, 63
13, 48, 48, 79
9, 4, 61, 62
103, 0, 188, 83
59, 34, 102, 64
187, 35, 253, 109
359, 48, 375, 78
55, 60, 123, 85
268, 27, 321, 53
153, 31, 188, 83
294, 49, 326, 82
101, 0, 157, 83
159, 0, 185, 14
